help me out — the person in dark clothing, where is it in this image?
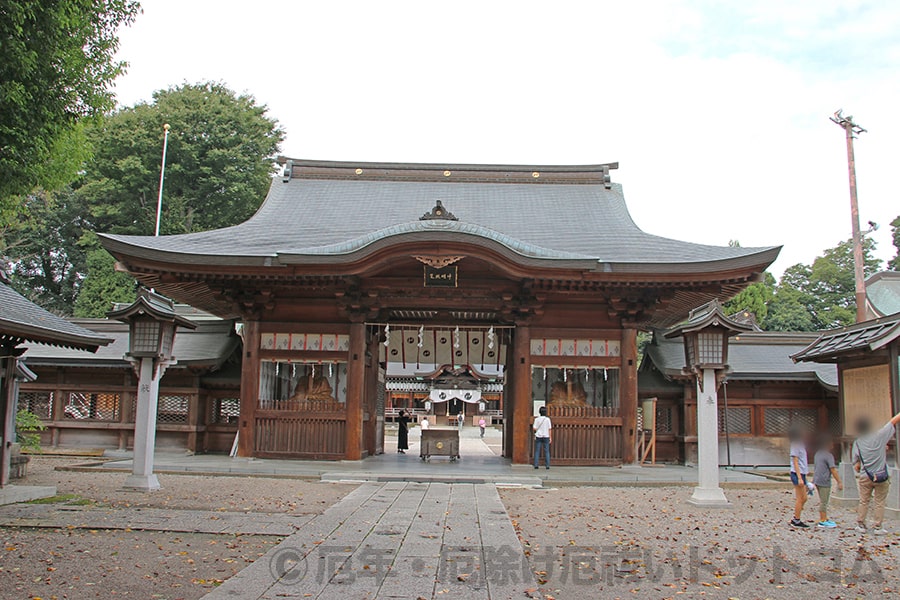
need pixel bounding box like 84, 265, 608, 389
397, 410, 409, 454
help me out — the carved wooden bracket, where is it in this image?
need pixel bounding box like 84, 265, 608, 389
412, 255, 465, 268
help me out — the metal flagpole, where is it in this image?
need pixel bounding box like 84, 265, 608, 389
154, 123, 171, 237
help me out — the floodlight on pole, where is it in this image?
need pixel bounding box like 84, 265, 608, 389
154, 124, 171, 237
829, 110, 867, 322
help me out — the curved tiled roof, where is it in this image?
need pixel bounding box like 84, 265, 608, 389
866, 271, 900, 318
0, 281, 110, 351
100, 159, 780, 274
792, 312, 900, 363
646, 331, 838, 390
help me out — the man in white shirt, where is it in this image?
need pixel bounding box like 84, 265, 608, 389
533, 406, 552, 469
421, 417, 430, 430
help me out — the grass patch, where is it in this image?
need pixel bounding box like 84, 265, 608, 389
26, 493, 94, 506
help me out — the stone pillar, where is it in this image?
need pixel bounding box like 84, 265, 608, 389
621, 327, 638, 464
237, 320, 260, 458
124, 357, 162, 491
689, 368, 729, 507
511, 324, 532, 465
345, 321, 366, 460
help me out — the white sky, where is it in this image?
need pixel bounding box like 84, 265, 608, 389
111, 0, 900, 277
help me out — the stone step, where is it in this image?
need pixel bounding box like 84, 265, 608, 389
320, 472, 542, 487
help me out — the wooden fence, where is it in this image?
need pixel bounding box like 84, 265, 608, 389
254, 399, 346, 459
531, 405, 623, 465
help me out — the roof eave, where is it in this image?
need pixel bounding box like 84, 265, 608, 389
0, 319, 111, 352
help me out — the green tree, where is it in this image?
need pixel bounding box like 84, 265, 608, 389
890, 215, 900, 271
0, 0, 140, 208
5, 188, 89, 314
6, 82, 284, 315
73, 240, 136, 317
765, 237, 882, 331
79, 82, 284, 235
764, 278, 817, 332
725, 272, 775, 324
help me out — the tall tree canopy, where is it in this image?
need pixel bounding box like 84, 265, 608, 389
724, 272, 775, 324
4, 81, 284, 316
765, 237, 882, 331
79, 82, 285, 236
0, 0, 140, 207
890, 215, 900, 272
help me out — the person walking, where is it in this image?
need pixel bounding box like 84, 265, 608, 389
457, 412, 464, 431
813, 432, 843, 528
479, 417, 486, 438
788, 425, 812, 528
397, 409, 409, 454
852, 410, 900, 534
533, 406, 552, 470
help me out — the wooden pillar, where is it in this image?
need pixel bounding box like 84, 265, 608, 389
0, 355, 15, 488
186, 389, 202, 453
363, 332, 380, 457
621, 327, 638, 464
52, 367, 64, 446
345, 321, 366, 460
237, 320, 260, 457
511, 324, 532, 465
119, 370, 133, 450
890, 343, 900, 471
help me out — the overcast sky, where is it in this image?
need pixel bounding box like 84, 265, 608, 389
111, 1, 899, 276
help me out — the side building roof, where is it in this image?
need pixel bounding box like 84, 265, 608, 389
866, 271, 900, 318
791, 312, 900, 364
22, 317, 239, 370
644, 330, 838, 390
0, 279, 110, 352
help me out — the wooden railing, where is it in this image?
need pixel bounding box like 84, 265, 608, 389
254, 400, 347, 459
258, 399, 346, 413
547, 405, 619, 419
533, 406, 623, 465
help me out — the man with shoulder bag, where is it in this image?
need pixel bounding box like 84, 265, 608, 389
852, 410, 900, 534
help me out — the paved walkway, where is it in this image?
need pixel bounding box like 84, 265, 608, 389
66, 426, 772, 487
204, 481, 540, 600
0, 503, 309, 536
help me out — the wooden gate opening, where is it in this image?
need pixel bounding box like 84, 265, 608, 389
378, 323, 512, 457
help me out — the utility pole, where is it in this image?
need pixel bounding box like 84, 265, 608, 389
830, 110, 867, 323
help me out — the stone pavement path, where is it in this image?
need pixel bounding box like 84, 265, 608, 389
0, 503, 310, 536
205, 481, 540, 600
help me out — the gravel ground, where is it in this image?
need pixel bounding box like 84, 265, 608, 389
0, 457, 356, 600
501, 486, 900, 600
16, 457, 356, 513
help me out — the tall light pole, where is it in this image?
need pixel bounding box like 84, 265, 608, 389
154, 123, 171, 237
830, 110, 867, 322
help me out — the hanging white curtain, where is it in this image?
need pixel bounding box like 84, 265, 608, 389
428, 389, 482, 404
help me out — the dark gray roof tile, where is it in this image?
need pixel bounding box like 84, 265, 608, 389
100, 160, 780, 273
0, 282, 110, 351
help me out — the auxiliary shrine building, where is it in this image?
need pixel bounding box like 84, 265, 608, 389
100, 159, 780, 465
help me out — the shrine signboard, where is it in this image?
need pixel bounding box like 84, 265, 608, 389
424, 265, 457, 287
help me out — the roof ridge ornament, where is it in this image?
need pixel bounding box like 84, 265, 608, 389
420, 200, 458, 221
